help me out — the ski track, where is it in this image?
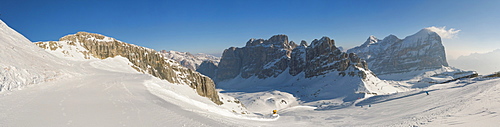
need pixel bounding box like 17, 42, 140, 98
0, 60, 232, 127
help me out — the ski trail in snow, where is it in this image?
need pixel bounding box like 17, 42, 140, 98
0, 60, 232, 127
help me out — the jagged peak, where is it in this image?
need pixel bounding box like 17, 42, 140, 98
244, 34, 291, 49
362, 35, 379, 46
300, 40, 308, 47
310, 36, 334, 48
268, 34, 288, 43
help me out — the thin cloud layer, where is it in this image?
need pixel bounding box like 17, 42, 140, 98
426, 26, 461, 39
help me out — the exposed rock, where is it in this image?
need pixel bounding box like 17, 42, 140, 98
213, 35, 396, 103
196, 60, 218, 79
36, 32, 222, 105
216, 35, 370, 81
484, 72, 500, 78
217, 35, 294, 81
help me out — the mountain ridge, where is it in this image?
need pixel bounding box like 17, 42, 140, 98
35, 32, 223, 105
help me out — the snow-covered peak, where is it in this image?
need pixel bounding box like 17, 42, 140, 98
362, 35, 380, 46
381, 34, 400, 42
405, 28, 440, 41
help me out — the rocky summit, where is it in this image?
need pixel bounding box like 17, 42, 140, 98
347, 28, 448, 75
35, 32, 223, 105
215, 35, 370, 81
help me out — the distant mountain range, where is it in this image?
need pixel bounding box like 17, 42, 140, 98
165, 28, 478, 107
449, 49, 500, 75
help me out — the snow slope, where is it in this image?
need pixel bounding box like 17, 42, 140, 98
2, 18, 500, 126
218, 68, 405, 114
0, 59, 239, 126
0, 19, 71, 92
0, 19, 250, 126
2, 58, 499, 126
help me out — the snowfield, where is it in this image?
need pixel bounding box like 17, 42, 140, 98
1, 19, 500, 126
2, 59, 499, 126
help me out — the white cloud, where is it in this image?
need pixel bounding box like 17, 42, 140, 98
425, 26, 461, 39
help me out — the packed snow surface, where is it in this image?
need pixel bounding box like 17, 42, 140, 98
2, 59, 499, 126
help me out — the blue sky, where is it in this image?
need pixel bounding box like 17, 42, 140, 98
1, 0, 499, 58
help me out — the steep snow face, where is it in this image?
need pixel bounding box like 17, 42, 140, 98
0, 19, 69, 92
159, 50, 220, 70
348, 28, 449, 75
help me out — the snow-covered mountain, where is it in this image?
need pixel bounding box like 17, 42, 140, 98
0, 19, 71, 92
159, 50, 220, 70
35, 32, 225, 105
348, 29, 448, 75
347, 28, 477, 87
210, 35, 402, 112
3, 18, 500, 126
1, 19, 253, 126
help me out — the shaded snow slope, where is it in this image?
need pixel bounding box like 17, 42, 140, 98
380, 66, 478, 88
0, 19, 70, 92
259, 77, 500, 127
218, 69, 405, 113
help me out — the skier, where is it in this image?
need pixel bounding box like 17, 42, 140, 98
425, 91, 429, 95
273, 110, 277, 114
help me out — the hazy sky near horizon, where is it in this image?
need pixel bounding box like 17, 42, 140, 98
1, 0, 499, 59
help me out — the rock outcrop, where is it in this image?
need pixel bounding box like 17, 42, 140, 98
217, 35, 297, 81
347, 29, 448, 75
196, 60, 218, 79
213, 35, 399, 103
216, 35, 370, 81
35, 32, 222, 105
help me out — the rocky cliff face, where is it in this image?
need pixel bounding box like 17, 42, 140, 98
196, 60, 218, 79
347, 29, 448, 75
216, 35, 370, 81
35, 32, 222, 105
217, 35, 297, 81
214, 35, 399, 103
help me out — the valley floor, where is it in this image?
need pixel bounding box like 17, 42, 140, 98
1, 59, 499, 127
